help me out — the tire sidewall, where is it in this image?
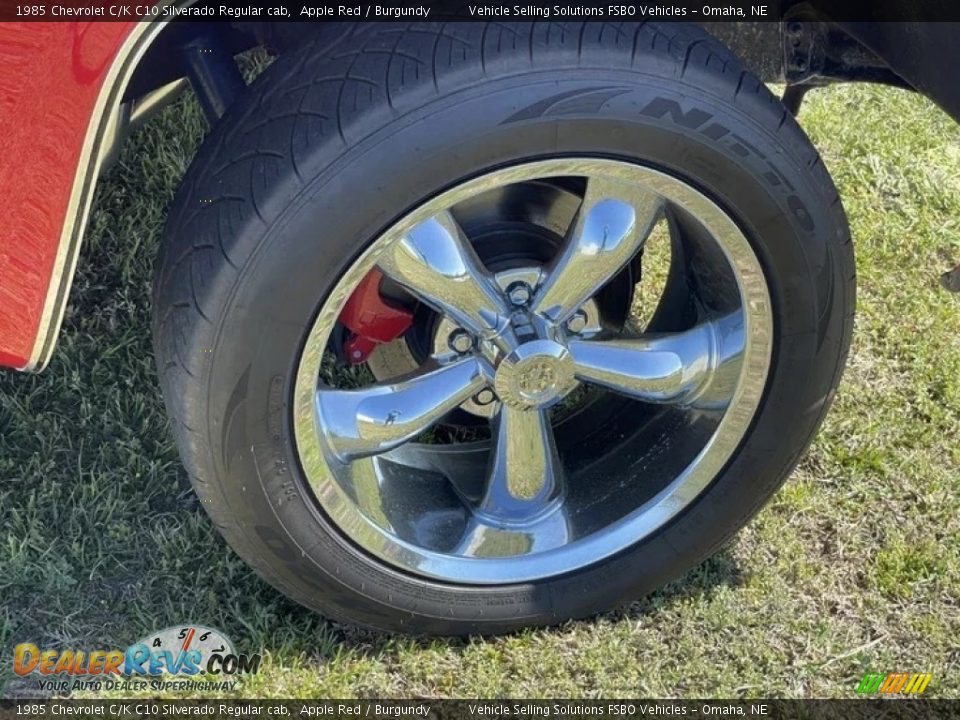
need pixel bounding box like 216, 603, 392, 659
196, 69, 849, 632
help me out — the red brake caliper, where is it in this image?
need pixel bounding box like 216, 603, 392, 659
338, 269, 415, 364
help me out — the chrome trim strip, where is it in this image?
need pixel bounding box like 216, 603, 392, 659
24, 5, 185, 371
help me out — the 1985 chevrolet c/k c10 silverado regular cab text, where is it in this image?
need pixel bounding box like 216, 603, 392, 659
1, 5, 957, 633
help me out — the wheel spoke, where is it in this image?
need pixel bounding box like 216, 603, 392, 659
478, 406, 561, 521
376, 210, 518, 352
568, 312, 745, 404
317, 358, 488, 462
532, 176, 663, 325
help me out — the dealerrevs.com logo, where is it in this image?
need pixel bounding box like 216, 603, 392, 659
14, 625, 261, 693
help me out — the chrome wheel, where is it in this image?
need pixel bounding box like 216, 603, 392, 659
293, 158, 773, 584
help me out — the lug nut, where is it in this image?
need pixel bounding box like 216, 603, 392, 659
474, 389, 496, 405
448, 329, 474, 354
566, 310, 588, 334
507, 282, 532, 307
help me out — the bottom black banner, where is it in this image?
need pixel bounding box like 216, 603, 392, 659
0, 700, 955, 720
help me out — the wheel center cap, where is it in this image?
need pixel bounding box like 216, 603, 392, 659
494, 339, 577, 410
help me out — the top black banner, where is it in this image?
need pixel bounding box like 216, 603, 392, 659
3, 0, 960, 22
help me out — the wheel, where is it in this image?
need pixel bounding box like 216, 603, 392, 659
153, 22, 854, 634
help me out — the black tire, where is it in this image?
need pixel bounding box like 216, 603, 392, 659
153, 21, 854, 635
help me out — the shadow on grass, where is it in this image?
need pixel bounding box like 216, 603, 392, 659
2, 387, 744, 676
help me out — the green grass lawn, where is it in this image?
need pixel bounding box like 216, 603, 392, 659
2, 78, 959, 699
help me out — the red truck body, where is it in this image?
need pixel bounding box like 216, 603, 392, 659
0, 22, 135, 369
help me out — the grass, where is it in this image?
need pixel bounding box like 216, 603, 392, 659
1, 76, 959, 699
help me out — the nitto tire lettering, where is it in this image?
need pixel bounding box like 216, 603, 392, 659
640, 97, 815, 232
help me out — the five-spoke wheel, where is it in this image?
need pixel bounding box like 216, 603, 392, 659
294, 159, 773, 584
